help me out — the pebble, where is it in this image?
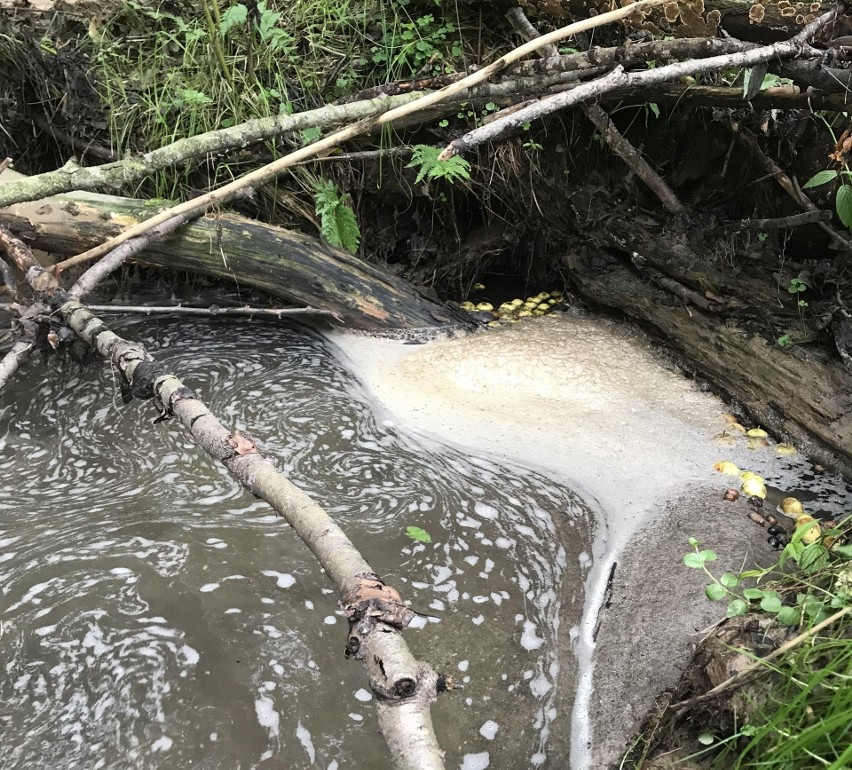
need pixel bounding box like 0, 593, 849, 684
723, 488, 739, 501
749, 511, 766, 526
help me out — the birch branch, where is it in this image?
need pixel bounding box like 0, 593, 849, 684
0, 340, 33, 391
0, 222, 447, 770
439, 10, 838, 159
50, 0, 670, 272
82, 304, 341, 321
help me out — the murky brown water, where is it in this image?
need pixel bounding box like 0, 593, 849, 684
0, 318, 594, 769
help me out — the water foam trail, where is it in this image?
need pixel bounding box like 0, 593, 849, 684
0, 318, 593, 768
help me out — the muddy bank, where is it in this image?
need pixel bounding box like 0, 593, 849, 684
331, 312, 852, 766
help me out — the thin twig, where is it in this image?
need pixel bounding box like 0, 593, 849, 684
728, 120, 852, 251
671, 605, 852, 713
50, 0, 670, 273
707, 210, 831, 234
83, 304, 342, 321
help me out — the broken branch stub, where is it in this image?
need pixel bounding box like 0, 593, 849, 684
344, 573, 419, 698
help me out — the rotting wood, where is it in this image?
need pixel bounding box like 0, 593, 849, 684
0, 223, 448, 770
0, 189, 472, 333
562, 246, 852, 477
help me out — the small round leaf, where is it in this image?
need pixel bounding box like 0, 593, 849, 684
683, 553, 704, 569
727, 598, 749, 617
760, 595, 782, 613
705, 583, 727, 601
720, 572, 739, 588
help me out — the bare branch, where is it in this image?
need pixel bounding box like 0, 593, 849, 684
582, 102, 686, 215
49, 0, 670, 272
0, 340, 33, 391
728, 120, 852, 252
82, 303, 342, 321
439, 11, 838, 160
0, 222, 448, 769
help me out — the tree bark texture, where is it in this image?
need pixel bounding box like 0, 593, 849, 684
562, 226, 852, 477
0, 191, 472, 333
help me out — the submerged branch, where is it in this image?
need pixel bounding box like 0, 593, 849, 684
82, 304, 341, 321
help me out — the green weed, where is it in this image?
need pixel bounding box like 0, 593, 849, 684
313, 179, 361, 253
406, 144, 471, 185
681, 523, 852, 768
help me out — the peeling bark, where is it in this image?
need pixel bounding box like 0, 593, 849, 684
0, 190, 472, 333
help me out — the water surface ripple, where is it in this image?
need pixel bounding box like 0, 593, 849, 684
0, 318, 593, 769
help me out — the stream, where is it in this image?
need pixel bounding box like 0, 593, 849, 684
0, 317, 595, 769
3, 310, 851, 770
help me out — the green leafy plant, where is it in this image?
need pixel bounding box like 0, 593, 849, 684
788, 277, 807, 294
406, 144, 471, 185
371, 12, 462, 78
685, 525, 852, 628
776, 333, 793, 348
406, 526, 432, 543
313, 179, 361, 254
742, 68, 793, 96
803, 168, 852, 228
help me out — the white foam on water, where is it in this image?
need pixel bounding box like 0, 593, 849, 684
261, 570, 295, 589
254, 696, 279, 737
295, 722, 315, 763
460, 752, 490, 769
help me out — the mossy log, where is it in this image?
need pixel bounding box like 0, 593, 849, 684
0, 190, 472, 333
562, 247, 852, 477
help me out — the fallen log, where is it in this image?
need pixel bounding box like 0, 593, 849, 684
562, 246, 852, 477
0, 188, 472, 333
